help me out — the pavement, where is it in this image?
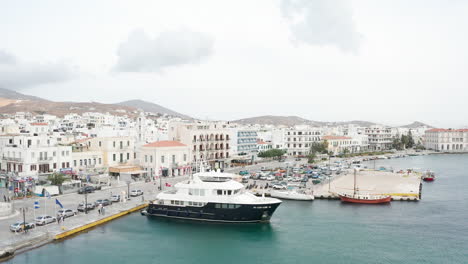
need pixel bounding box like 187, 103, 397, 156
0, 175, 188, 250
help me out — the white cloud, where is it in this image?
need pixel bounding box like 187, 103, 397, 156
114, 28, 214, 72
0, 49, 76, 90
281, 0, 362, 53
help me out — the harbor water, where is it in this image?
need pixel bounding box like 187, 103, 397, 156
6, 154, 468, 264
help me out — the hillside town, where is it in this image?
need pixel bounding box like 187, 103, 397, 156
0, 106, 466, 196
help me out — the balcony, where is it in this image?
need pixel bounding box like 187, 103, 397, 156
2, 157, 24, 162
38, 157, 53, 163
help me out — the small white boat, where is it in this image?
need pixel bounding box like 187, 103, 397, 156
270, 189, 314, 201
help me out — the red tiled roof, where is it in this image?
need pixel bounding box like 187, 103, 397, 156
257, 140, 268, 145
143, 141, 187, 148
427, 128, 468, 132
30, 122, 48, 126
322, 135, 352, 140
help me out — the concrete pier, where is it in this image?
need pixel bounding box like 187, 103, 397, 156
314, 169, 422, 201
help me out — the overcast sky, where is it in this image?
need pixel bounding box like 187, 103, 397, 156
1, 0, 467, 127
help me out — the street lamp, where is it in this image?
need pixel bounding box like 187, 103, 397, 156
20, 207, 28, 233
126, 181, 131, 199
84, 192, 88, 214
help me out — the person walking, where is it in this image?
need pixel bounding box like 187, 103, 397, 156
98, 204, 102, 215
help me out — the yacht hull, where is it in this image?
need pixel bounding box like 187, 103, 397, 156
144, 202, 281, 223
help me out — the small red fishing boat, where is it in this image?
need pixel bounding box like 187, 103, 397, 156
422, 171, 435, 182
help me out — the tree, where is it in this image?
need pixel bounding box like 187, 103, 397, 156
407, 130, 415, 148
257, 149, 286, 159
310, 141, 329, 155
47, 173, 68, 186
342, 148, 350, 156
307, 152, 317, 163
392, 137, 403, 150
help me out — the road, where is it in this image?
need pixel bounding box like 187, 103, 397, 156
0, 176, 188, 248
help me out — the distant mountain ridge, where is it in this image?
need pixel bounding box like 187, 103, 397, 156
0, 88, 190, 119
400, 121, 433, 128
232, 115, 378, 127
0, 87, 48, 101
117, 99, 191, 119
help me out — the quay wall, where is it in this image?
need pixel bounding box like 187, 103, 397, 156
54, 203, 147, 240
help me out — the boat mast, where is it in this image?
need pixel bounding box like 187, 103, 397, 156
353, 168, 357, 196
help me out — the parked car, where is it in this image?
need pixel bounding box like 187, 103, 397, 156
266, 175, 275, 181
110, 195, 121, 202
57, 209, 77, 218
272, 184, 287, 190
35, 215, 57, 226
78, 186, 95, 194
130, 190, 143, 197
95, 199, 112, 206
77, 203, 96, 212
239, 170, 249, 175
10, 222, 35, 232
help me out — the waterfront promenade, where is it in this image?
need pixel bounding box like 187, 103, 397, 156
0, 176, 188, 258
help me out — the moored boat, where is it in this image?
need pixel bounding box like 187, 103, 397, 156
338, 193, 391, 204
422, 171, 435, 182
270, 188, 314, 201
143, 167, 282, 223
338, 169, 391, 204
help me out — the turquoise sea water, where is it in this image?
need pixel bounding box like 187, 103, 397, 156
6, 154, 468, 264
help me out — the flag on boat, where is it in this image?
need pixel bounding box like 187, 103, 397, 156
34, 201, 40, 209
55, 198, 63, 209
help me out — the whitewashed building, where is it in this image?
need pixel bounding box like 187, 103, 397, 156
424, 128, 468, 152
139, 141, 191, 177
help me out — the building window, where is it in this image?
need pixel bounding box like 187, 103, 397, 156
127, 153, 130, 160
113, 141, 116, 148
145, 155, 148, 162
161, 156, 165, 163
99, 141, 102, 147
113, 154, 116, 161
184, 154, 187, 162
150, 155, 153, 163
172, 155, 175, 163
73, 160, 77, 167
99, 158, 102, 164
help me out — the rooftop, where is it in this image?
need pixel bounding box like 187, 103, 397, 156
323, 135, 352, 140
30, 122, 48, 126
427, 128, 468, 132
143, 140, 187, 148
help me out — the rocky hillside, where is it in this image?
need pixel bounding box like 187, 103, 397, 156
118, 99, 191, 119
233, 115, 377, 127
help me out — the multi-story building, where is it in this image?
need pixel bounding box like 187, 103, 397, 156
284, 126, 322, 156
257, 140, 272, 152
77, 136, 137, 167
424, 128, 468, 152
0, 134, 72, 178
322, 135, 361, 154
168, 121, 231, 169
139, 141, 191, 177
230, 129, 258, 156
365, 126, 393, 151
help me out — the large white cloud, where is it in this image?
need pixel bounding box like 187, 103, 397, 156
0, 50, 76, 90
281, 0, 362, 53
114, 28, 214, 72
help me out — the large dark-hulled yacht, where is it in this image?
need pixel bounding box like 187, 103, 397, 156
142, 169, 281, 223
